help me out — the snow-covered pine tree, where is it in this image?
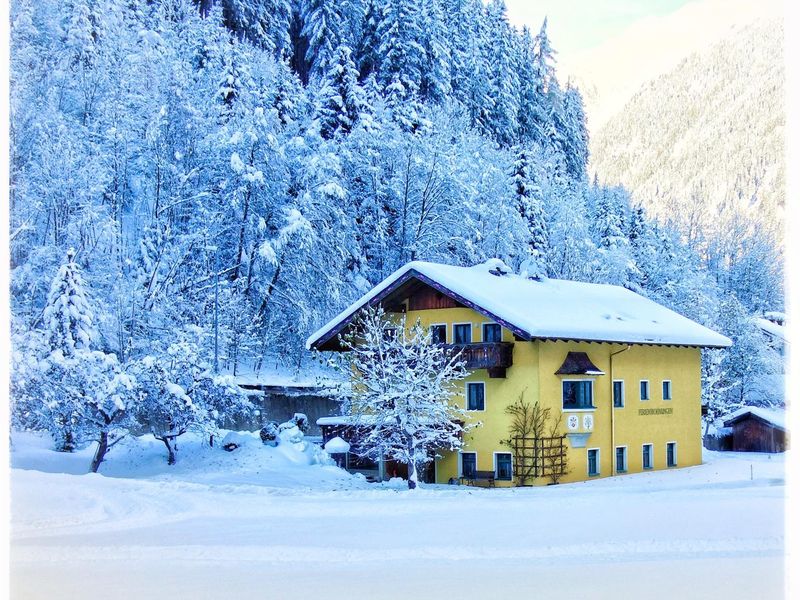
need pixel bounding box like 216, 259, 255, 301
512, 147, 548, 277
527, 17, 559, 149
485, 0, 520, 145
300, 0, 342, 83
356, 0, 382, 81
42, 248, 95, 357
314, 44, 365, 139
554, 84, 589, 182
376, 0, 426, 129
418, 0, 451, 104
331, 306, 472, 489
20, 250, 136, 470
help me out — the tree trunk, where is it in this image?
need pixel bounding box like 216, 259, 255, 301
407, 460, 418, 490
60, 429, 75, 453
161, 437, 176, 465
90, 430, 109, 473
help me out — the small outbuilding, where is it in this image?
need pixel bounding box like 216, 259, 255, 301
722, 407, 788, 453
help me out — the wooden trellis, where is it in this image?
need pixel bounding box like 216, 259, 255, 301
510, 434, 568, 485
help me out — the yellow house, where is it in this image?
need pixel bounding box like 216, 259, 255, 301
307, 260, 731, 486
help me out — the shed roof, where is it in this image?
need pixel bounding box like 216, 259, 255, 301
723, 406, 786, 431
306, 260, 732, 350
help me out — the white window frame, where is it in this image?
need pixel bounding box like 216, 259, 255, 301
466, 381, 486, 412
666, 441, 678, 467
452, 322, 473, 344
613, 379, 625, 408
642, 443, 654, 470
615, 445, 628, 473
587, 447, 601, 477
493, 451, 513, 481
640, 379, 650, 401
662, 380, 672, 400
429, 322, 447, 344
562, 378, 596, 412
459, 451, 477, 478
481, 321, 502, 343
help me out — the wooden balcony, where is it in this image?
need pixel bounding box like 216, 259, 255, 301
445, 342, 514, 378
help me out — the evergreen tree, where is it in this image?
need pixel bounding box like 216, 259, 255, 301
301, 0, 342, 82
43, 249, 96, 358
418, 0, 451, 104
314, 44, 365, 139
512, 148, 548, 276
485, 0, 519, 145
554, 84, 589, 181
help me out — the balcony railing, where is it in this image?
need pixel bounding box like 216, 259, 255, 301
444, 342, 514, 378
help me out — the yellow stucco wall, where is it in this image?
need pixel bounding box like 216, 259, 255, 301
403, 307, 703, 486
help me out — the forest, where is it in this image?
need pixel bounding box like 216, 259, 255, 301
9, 0, 784, 452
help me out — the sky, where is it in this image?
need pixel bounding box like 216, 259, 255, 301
502, 0, 693, 61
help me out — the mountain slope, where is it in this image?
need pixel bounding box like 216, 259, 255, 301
589, 17, 784, 242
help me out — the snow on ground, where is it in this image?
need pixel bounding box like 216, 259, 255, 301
10, 431, 786, 599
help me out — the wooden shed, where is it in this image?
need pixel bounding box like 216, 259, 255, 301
722, 407, 788, 453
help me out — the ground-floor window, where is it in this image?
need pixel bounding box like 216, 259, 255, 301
615, 446, 627, 473
666, 442, 677, 467
495, 452, 512, 480
587, 448, 600, 476
642, 444, 653, 470
662, 380, 672, 400
461, 452, 477, 478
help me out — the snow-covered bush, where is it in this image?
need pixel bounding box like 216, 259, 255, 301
278, 413, 309, 434
130, 335, 253, 465
260, 422, 280, 446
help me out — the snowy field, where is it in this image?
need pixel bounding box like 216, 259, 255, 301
10, 430, 787, 599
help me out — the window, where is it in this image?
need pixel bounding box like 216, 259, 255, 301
640, 380, 650, 401
662, 380, 672, 400
430, 324, 446, 344
467, 382, 485, 411
453, 323, 472, 344
587, 448, 600, 476
615, 446, 627, 473
482, 323, 502, 342
642, 444, 653, 470
666, 442, 677, 467
461, 452, 477, 478
495, 453, 512, 481
613, 380, 625, 408
562, 380, 594, 410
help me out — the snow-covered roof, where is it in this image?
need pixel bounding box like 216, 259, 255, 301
306, 260, 732, 349
723, 406, 786, 430
754, 317, 786, 343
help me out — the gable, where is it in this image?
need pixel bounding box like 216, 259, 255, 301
310, 270, 529, 351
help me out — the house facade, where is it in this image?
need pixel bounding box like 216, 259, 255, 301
307, 260, 731, 486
